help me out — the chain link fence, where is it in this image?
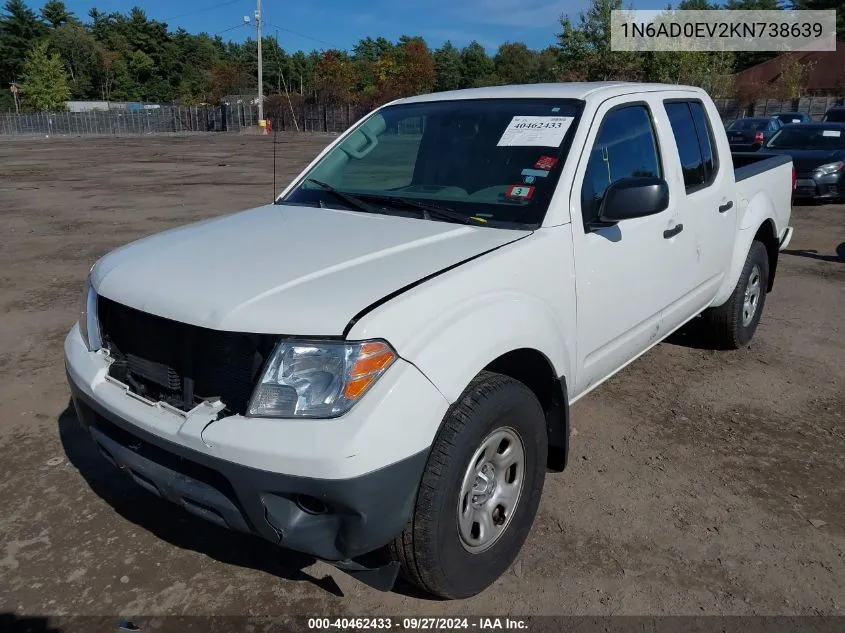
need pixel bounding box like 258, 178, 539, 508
0, 102, 370, 137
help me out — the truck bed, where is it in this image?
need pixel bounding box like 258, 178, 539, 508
730, 151, 793, 248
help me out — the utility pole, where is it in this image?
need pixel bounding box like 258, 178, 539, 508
256, 0, 263, 122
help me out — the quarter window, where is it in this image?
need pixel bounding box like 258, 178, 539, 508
580, 105, 662, 228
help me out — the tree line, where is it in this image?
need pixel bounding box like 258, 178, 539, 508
1, 0, 841, 112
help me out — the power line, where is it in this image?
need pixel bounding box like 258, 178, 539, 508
264, 22, 342, 49
164, 0, 245, 23
215, 23, 247, 36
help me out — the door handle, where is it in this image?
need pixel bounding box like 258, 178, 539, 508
719, 201, 733, 213
663, 224, 684, 239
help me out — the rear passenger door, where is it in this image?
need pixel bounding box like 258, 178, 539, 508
570, 98, 697, 395
662, 98, 737, 327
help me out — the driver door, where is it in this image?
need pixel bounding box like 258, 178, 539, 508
570, 97, 696, 396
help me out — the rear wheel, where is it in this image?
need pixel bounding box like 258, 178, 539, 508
701, 240, 769, 349
390, 371, 547, 599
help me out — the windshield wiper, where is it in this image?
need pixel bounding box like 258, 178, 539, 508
353, 194, 488, 226
304, 179, 385, 215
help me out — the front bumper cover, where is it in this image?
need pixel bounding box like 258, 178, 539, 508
68, 377, 427, 564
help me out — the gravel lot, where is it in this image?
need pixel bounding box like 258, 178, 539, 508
0, 134, 843, 619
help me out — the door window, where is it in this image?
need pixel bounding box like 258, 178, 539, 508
580, 105, 662, 228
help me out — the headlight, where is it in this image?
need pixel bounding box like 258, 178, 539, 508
77, 274, 102, 351
813, 161, 844, 176
248, 339, 397, 419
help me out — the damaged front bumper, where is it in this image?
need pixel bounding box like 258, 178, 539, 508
64, 323, 443, 590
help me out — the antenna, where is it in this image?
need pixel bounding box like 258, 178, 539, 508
272, 120, 278, 203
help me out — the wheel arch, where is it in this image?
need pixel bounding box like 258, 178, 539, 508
483, 348, 570, 472
753, 218, 779, 292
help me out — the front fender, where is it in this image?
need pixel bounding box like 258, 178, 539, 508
389, 291, 571, 404
346, 226, 577, 406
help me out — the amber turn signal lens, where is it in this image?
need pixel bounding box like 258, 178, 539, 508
343, 342, 396, 399
343, 375, 376, 399
352, 349, 395, 376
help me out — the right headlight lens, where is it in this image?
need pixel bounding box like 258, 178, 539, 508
247, 339, 397, 419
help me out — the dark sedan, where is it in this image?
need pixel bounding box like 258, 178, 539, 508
822, 107, 845, 123
761, 123, 845, 203
726, 117, 782, 151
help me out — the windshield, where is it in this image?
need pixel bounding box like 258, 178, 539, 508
824, 110, 845, 123
281, 98, 585, 227
728, 119, 768, 131
765, 127, 845, 150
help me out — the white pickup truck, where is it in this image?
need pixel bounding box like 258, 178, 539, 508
65, 82, 794, 599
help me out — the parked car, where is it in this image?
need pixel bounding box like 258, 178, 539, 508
822, 106, 845, 123
772, 112, 811, 125
726, 116, 783, 151
762, 122, 845, 203
65, 82, 794, 600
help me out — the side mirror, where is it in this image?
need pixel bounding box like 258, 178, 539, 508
596, 177, 669, 225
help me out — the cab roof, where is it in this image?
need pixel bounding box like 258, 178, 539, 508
391, 82, 708, 105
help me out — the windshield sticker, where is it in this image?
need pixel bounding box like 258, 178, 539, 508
523, 175, 536, 184
505, 184, 535, 200
522, 168, 550, 178
534, 156, 558, 170
822, 130, 841, 137
497, 116, 575, 147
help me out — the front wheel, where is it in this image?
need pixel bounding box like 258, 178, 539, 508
700, 240, 770, 350
390, 371, 547, 599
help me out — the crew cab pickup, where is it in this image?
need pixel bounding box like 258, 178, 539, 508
65, 82, 794, 600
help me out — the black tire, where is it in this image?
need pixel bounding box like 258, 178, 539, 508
390, 370, 547, 599
701, 240, 770, 350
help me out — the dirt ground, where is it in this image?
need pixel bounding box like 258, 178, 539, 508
0, 134, 842, 619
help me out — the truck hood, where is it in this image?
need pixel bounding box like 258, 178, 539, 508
92, 203, 529, 335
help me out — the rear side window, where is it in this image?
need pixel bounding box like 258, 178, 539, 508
580, 104, 662, 228
665, 100, 718, 191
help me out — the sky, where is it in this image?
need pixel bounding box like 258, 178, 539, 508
26, 0, 648, 54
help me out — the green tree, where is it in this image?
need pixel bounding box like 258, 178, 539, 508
536, 46, 561, 82
433, 41, 462, 91
676, 0, 716, 8
20, 38, 71, 109
556, 0, 644, 81
494, 42, 539, 84
41, 0, 73, 28
53, 22, 99, 97
460, 41, 494, 87
0, 0, 49, 85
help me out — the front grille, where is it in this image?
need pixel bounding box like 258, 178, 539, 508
97, 296, 277, 415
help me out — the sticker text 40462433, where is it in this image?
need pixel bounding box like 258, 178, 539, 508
512, 120, 567, 130
497, 116, 575, 148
